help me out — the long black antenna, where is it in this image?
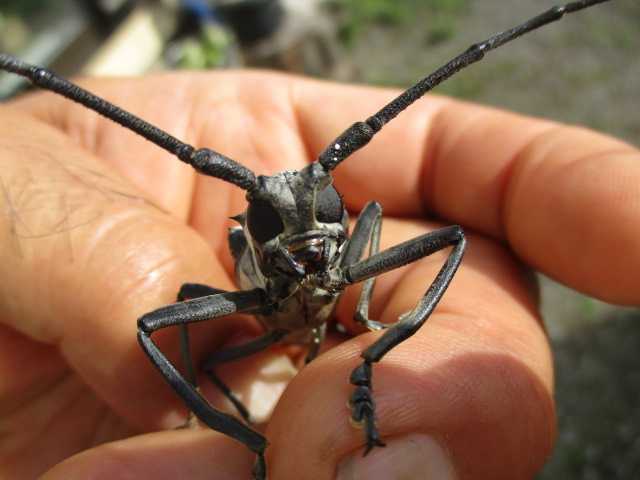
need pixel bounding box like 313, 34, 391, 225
318, 0, 612, 171
0, 54, 256, 191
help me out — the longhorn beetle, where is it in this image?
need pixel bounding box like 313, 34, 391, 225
0, 0, 615, 478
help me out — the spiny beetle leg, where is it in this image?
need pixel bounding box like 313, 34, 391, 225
137, 289, 270, 479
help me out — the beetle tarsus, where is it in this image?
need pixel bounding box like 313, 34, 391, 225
253, 452, 267, 480
349, 360, 386, 454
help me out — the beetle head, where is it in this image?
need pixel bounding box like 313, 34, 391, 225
244, 163, 347, 279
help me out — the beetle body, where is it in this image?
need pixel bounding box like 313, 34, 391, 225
233, 163, 348, 341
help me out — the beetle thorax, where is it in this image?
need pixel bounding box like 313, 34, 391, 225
242, 163, 348, 284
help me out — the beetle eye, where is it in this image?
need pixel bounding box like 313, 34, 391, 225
247, 199, 284, 243
316, 185, 344, 223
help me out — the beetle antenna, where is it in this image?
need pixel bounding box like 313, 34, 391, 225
318, 0, 612, 171
0, 53, 256, 191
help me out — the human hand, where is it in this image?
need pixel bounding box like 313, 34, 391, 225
0, 71, 638, 479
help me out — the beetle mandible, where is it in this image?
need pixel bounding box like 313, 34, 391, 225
0, 0, 614, 478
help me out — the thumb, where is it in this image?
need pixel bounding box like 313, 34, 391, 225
40, 430, 253, 480
0, 109, 236, 431
265, 227, 555, 479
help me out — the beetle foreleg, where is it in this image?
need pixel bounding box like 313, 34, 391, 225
177, 283, 227, 388
344, 225, 466, 455
137, 288, 271, 480
174, 283, 227, 428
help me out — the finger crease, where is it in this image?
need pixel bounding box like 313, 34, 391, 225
498, 125, 559, 244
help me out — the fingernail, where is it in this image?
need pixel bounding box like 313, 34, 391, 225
337, 434, 456, 480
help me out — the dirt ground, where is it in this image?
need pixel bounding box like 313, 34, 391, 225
329, 1, 640, 477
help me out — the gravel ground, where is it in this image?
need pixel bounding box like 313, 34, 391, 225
329, 1, 640, 477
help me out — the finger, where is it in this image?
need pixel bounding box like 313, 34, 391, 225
290, 79, 640, 304
11, 73, 312, 271
11, 73, 310, 255
41, 430, 253, 480
0, 108, 243, 431
4, 76, 304, 436
266, 219, 554, 479
12, 73, 640, 302
11, 76, 200, 220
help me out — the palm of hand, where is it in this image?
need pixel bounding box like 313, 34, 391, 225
0, 71, 637, 480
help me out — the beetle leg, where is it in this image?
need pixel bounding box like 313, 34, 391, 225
341, 225, 466, 454
177, 284, 227, 388
201, 328, 289, 423
174, 284, 227, 428
137, 288, 272, 480
340, 201, 381, 267
176, 284, 288, 424
340, 201, 387, 331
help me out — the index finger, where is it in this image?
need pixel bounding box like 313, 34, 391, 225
11, 71, 639, 304
291, 79, 640, 304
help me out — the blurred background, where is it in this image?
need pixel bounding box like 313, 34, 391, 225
1, 0, 639, 477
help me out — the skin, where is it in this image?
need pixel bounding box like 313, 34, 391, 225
0, 71, 638, 479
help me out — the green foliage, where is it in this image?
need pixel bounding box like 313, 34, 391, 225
328, 0, 469, 47
0, 0, 43, 17
0, 0, 42, 53
327, 0, 410, 46
176, 25, 234, 70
